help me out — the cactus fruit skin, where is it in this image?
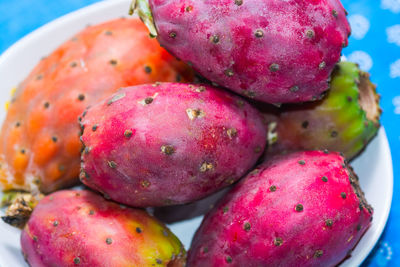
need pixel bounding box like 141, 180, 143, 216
262, 61, 381, 160
136, 0, 350, 104
80, 83, 266, 207
0, 18, 193, 194
21, 190, 185, 267
188, 151, 373, 267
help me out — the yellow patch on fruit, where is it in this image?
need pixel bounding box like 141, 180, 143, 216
125, 218, 185, 266
4, 87, 17, 111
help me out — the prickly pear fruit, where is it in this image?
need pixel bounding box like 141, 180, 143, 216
188, 151, 373, 267
262, 61, 381, 160
21, 190, 185, 267
0, 18, 193, 194
133, 0, 350, 104
80, 83, 266, 207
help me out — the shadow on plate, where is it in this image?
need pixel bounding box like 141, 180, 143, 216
152, 187, 230, 224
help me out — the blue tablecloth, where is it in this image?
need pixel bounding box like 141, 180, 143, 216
0, 0, 399, 266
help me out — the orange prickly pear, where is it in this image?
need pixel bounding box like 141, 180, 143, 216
0, 18, 193, 194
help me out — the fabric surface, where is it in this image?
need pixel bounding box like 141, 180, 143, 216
0, 0, 399, 266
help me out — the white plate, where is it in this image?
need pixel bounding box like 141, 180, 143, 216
0, 0, 394, 266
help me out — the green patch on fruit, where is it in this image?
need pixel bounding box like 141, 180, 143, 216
325, 61, 380, 158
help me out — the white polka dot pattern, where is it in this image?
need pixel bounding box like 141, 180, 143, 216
381, 0, 400, 13
349, 14, 370, 40
348, 51, 373, 71
387, 25, 400, 46
390, 59, 400, 78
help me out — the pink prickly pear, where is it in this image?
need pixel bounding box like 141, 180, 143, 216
188, 151, 372, 267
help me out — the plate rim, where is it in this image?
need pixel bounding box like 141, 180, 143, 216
0, 0, 129, 65
348, 128, 394, 266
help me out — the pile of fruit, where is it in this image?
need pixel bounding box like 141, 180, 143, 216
0, 0, 382, 266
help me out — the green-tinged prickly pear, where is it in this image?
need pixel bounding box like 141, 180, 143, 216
261, 61, 381, 160
20, 190, 185, 267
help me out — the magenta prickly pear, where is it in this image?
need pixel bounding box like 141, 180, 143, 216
132, 0, 350, 104
188, 151, 373, 267
80, 83, 266, 207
